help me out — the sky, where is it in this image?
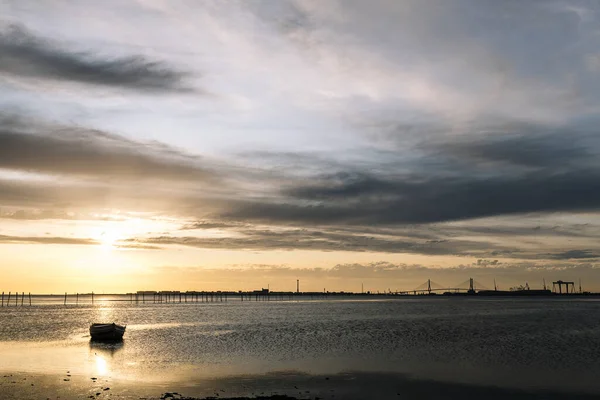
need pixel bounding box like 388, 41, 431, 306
1, 0, 600, 293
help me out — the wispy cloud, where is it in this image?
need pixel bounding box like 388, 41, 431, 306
0, 24, 194, 92
0, 234, 97, 246
124, 228, 503, 257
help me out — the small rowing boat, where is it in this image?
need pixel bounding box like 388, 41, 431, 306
90, 323, 126, 341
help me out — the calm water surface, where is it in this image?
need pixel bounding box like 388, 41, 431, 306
1, 297, 599, 397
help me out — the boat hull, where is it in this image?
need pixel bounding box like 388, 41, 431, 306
90, 323, 126, 342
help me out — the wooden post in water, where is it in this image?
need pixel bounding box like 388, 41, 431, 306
64, 292, 67, 306
29, 292, 31, 306
7, 292, 10, 306
21, 292, 24, 306
15, 291, 18, 306
76, 293, 79, 305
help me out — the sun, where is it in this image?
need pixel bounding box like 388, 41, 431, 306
98, 230, 121, 250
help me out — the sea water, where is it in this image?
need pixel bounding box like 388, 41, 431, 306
0, 297, 599, 398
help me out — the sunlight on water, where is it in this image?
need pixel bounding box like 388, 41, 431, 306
95, 355, 108, 376
1, 299, 600, 394
95, 307, 117, 324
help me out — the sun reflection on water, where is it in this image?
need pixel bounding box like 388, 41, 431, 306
95, 355, 108, 376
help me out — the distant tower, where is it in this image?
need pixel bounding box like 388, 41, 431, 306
427, 279, 431, 294
579, 278, 582, 293
494, 278, 497, 291
468, 278, 475, 294
296, 279, 299, 294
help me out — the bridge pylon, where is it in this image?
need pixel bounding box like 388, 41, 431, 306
468, 278, 475, 294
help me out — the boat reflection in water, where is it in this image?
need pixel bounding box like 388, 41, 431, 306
89, 338, 124, 356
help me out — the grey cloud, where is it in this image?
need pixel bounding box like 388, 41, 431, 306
0, 233, 159, 249
0, 234, 97, 246
429, 123, 595, 170
126, 223, 600, 260
545, 249, 600, 260
180, 221, 248, 230
0, 179, 113, 209
0, 24, 193, 92
115, 243, 162, 250
0, 177, 224, 216
223, 170, 600, 225
0, 209, 71, 221
0, 114, 218, 182
125, 227, 511, 257
435, 223, 600, 240
221, 117, 600, 226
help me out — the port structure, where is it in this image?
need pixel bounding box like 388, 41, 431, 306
552, 280, 575, 294
401, 278, 588, 296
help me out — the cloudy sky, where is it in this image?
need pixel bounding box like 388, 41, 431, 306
1, 0, 600, 293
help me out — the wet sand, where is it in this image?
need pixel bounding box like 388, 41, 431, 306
2, 370, 598, 400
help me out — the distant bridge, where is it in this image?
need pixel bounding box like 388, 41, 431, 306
396, 278, 489, 295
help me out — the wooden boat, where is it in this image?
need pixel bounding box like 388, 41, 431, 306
90, 323, 126, 341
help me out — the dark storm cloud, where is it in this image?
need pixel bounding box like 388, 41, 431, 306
431, 124, 594, 169
0, 115, 218, 182
0, 24, 192, 92
221, 119, 600, 225
223, 169, 600, 225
